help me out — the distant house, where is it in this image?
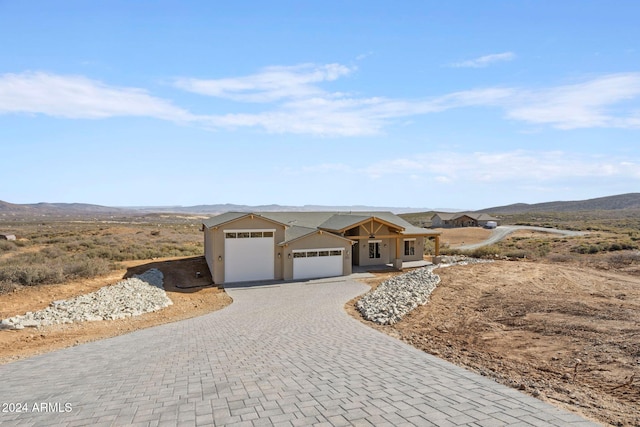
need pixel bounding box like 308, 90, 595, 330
202, 211, 441, 284
0, 234, 16, 241
431, 213, 499, 228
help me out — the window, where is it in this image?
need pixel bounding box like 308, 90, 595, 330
329, 250, 342, 256
306, 251, 318, 257
369, 242, 381, 259
319, 251, 329, 256
404, 239, 415, 256
293, 252, 306, 258
225, 230, 275, 238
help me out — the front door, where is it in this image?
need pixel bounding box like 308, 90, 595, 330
368, 241, 381, 259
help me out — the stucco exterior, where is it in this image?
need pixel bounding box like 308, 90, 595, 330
204, 214, 286, 284
203, 211, 440, 284
281, 231, 353, 280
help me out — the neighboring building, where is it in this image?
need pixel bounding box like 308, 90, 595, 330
431, 213, 500, 228
0, 234, 16, 241
202, 211, 441, 284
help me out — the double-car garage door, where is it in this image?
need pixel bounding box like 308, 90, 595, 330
293, 248, 343, 280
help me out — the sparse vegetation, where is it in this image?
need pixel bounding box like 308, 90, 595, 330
0, 215, 204, 293
406, 209, 640, 265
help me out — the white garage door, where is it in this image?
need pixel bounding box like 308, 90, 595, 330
293, 248, 343, 280
224, 230, 274, 282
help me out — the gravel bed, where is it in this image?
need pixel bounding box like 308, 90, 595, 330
0, 268, 172, 330
356, 256, 492, 325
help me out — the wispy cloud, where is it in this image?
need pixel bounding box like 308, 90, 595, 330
174, 63, 353, 103
0, 71, 196, 122
292, 150, 640, 183
2, 66, 640, 136
449, 52, 516, 68
505, 73, 640, 129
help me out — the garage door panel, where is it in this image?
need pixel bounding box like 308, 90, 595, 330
224, 235, 274, 282
293, 249, 343, 280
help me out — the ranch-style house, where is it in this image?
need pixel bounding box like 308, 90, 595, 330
431, 212, 500, 228
202, 211, 441, 284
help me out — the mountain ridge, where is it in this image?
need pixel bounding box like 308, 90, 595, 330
477, 193, 640, 214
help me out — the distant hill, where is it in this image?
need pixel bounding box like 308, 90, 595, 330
131, 204, 436, 215
477, 193, 640, 214
0, 201, 129, 217
0, 200, 437, 217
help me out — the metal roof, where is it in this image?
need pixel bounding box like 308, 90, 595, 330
281, 225, 317, 243
202, 212, 250, 228
317, 214, 371, 231
202, 211, 438, 237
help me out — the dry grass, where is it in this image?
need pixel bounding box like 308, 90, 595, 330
0, 216, 204, 293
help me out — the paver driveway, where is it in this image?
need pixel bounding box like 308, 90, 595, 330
0, 276, 599, 426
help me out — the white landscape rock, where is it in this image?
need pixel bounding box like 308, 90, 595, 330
0, 268, 172, 330
356, 256, 492, 325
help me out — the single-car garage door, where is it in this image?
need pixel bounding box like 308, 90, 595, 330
293, 248, 343, 280
224, 230, 274, 282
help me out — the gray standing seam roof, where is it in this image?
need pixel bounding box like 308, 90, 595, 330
318, 214, 371, 231
202, 212, 252, 228
202, 211, 437, 236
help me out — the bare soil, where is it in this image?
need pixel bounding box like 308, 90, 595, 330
0, 256, 231, 365
437, 227, 492, 247
347, 261, 640, 427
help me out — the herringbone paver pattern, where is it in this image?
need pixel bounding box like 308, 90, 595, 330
0, 277, 599, 426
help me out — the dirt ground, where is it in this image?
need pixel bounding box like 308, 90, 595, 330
348, 261, 640, 427
0, 256, 231, 365
437, 227, 492, 247
3, 225, 639, 426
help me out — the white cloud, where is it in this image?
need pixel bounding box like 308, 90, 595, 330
181, 64, 640, 135
505, 73, 640, 129
3, 66, 640, 136
0, 71, 195, 122
174, 63, 354, 103
294, 150, 640, 183
450, 52, 516, 68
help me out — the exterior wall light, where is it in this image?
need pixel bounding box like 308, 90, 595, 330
218, 256, 222, 261
288, 253, 292, 259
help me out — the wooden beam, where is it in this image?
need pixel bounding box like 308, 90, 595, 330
373, 222, 384, 234
435, 235, 440, 256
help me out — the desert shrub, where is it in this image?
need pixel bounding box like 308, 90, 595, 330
439, 247, 462, 256
13, 239, 27, 247
62, 256, 112, 278
0, 280, 19, 295
40, 246, 65, 258
608, 252, 640, 268
0, 263, 65, 286
549, 254, 575, 263
0, 240, 16, 252
466, 245, 501, 258
503, 249, 528, 259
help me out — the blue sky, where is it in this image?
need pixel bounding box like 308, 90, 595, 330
1, 1, 639, 210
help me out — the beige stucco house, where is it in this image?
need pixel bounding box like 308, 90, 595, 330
202, 211, 441, 284
431, 212, 499, 228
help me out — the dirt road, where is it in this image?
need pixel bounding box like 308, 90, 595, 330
457, 226, 585, 250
